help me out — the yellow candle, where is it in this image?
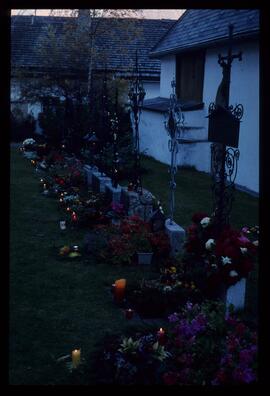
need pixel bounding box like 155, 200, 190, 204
72, 349, 81, 368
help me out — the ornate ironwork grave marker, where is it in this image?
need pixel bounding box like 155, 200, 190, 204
128, 50, 146, 194
207, 24, 244, 232
164, 78, 185, 224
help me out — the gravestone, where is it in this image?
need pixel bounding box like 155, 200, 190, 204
121, 187, 154, 220
92, 172, 112, 193
106, 183, 122, 204
84, 165, 98, 186
91, 171, 102, 192
225, 278, 246, 311
165, 218, 186, 257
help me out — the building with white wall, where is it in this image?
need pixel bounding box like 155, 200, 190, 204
140, 9, 259, 194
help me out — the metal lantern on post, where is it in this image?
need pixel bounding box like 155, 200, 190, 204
164, 78, 185, 224
207, 24, 243, 233
128, 50, 146, 194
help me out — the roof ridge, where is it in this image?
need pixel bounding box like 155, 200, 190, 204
150, 9, 259, 57
11, 15, 176, 23
149, 10, 188, 55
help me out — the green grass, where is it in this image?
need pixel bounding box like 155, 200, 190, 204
140, 155, 258, 230
10, 148, 258, 384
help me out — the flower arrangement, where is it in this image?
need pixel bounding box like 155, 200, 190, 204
133, 234, 153, 253
57, 245, 82, 259
93, 300, 257, 385
164, 301, 257, 385
183, 213, 258, 296
149, 231, 171, 259
127, 266, 202, 318
107, 234, 136, 265
104, 216, 173, 266
93, 332, 171, 384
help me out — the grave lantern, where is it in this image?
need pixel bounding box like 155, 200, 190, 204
149, 208, 166, 232
207, 104, 242, 148
84, 132, 99, 153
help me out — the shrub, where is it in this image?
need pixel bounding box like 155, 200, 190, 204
11, 108, 36, 142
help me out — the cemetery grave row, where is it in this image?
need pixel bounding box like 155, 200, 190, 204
17, 137, 258, 385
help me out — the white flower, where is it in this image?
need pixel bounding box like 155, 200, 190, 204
200, 217, 210, 228
240, 247, 248, 254
229, 270, 238, 277
23, 138, 36, 146
253, 240, 259, 247
221, 256, 232, 265
205, 238, 215, 250
163, 286, 172, 293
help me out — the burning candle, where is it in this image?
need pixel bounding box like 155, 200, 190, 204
59, 198, 63, 203
71, 211, 78, 222
40, 178, 44, 183
157, 328, 166, 345
72, 349, 81, 368
60, 220, 66, 230
66, 207, 71, 212
43, 183, 47, 190
125, 308, 134, 320
114, 279, 126, 302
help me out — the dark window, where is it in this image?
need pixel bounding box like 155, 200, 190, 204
176, 50, 205, 103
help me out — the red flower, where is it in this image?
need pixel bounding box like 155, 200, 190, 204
185, 235, 202, 254
237, 257, 254, 277
216, 368, 227, 383
187, 223, 198, 235
191, 212, 209, 224
235, 322, 246, 336
163, 372, 178, 385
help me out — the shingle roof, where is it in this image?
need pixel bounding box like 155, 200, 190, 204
150, 9, 259, 57
11, 16, 174, 78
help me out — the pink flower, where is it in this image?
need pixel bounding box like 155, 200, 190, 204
241, 227, 249, 233
238, 235, 251, 245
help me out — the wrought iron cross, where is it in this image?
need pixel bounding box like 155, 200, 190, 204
110, 84, 120, 188
128, 50, 146, 194
209, 24, 243, 232
165, 78, 185, 224
100, 66, 110, 175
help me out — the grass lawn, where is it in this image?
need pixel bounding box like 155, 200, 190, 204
10, 147, 258, 384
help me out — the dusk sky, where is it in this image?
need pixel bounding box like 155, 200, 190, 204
11, 9, 185, 19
